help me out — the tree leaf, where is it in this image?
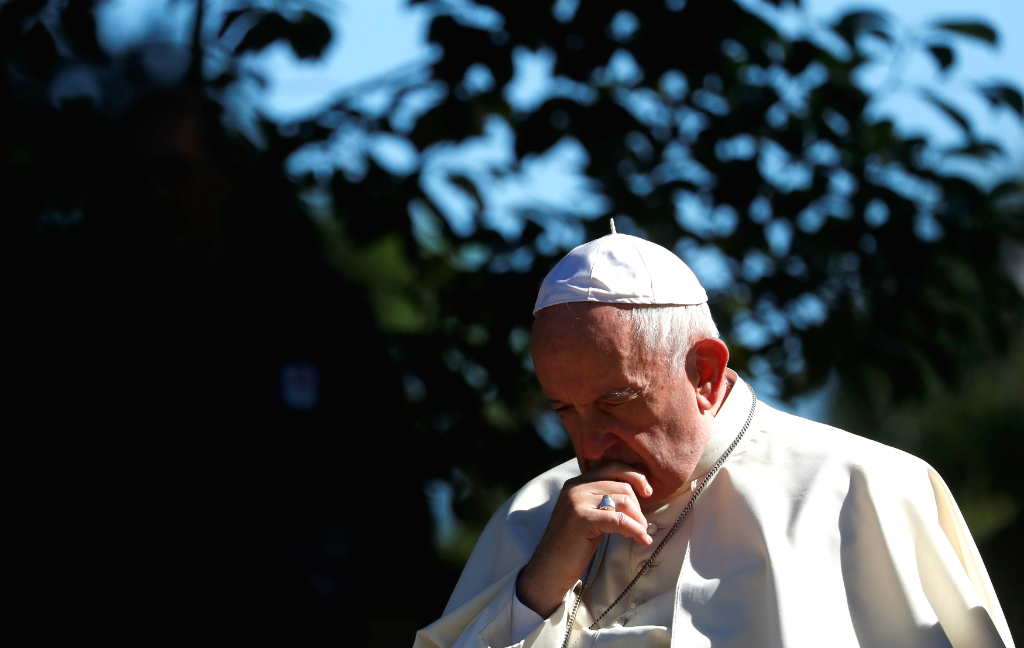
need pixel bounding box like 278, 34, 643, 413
218, 8, 251, 38
450, 175, 483, 212
921, 90, 970, 132
979, 84, 1024, 118
865, 28, 892, 44
60, 0, 105, 59
833, 11, 890, 46
208, 71, 236, 88
934, 21, 997, 45
232, 10, 333, 60
233, 11, 289, 55
927, 45, 953, 72
947, 141, 1003, 159
22, 20, 56, 77
0, 0, 48, 51
246, 69, 269, 88
283, 11, 333, 60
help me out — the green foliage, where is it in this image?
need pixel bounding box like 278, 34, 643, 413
293, 0, 1024, 413
283, 0, 1024, 480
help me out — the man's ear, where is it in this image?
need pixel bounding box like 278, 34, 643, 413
689, 338, 730, 414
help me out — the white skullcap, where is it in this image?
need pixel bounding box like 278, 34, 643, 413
534, 220, 708, 314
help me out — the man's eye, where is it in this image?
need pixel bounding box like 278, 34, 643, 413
602, 389, 638, 407
604, 395, 633, 406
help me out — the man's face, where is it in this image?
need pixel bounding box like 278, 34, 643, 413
531, 303, 713, 510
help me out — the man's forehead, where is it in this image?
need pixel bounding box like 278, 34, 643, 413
533, 313, 641, 372
533, 310, 655, 388
532, 303, 634, 340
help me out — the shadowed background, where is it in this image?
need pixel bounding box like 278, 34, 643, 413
5, 0, 1022, 644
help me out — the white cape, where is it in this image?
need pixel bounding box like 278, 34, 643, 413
415, 388, 1013, 648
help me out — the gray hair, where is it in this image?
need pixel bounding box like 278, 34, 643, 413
628, 303, 720, 370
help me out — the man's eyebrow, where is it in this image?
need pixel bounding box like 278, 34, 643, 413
602, 387, 640, 399
548, 387, 639, 407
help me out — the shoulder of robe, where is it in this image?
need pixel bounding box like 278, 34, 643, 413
442, 459, 580, 615
741, 407, 1013, 646
747, 401, 936, 486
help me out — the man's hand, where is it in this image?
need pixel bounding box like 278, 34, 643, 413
515, 462, 653, 618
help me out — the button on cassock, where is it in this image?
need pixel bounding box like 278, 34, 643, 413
647, 522, 659, 535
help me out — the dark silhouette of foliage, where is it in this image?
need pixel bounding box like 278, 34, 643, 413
5, 0, 1022, 643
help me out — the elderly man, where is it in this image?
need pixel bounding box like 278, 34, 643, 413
414, 225, 1014, 648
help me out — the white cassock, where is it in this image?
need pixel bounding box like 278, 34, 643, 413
414, 375, 1014, 648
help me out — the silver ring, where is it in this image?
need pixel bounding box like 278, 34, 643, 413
598, 494, 616, 511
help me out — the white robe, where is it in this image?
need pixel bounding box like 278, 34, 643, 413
414, 377, 1014, 648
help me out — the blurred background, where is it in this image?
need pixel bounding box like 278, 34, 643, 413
5, 0, 1022, 644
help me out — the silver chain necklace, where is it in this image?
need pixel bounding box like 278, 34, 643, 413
560, 382, 757, 648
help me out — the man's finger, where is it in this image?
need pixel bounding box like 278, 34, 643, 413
607, 493, 648, 531
587, 508, 653, 545
585, 461, 653, 498
587, 479, 650, 516
586, 479, 639, 498
578, 492, 650, 543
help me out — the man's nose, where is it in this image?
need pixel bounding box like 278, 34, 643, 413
575, 411, 620, 460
